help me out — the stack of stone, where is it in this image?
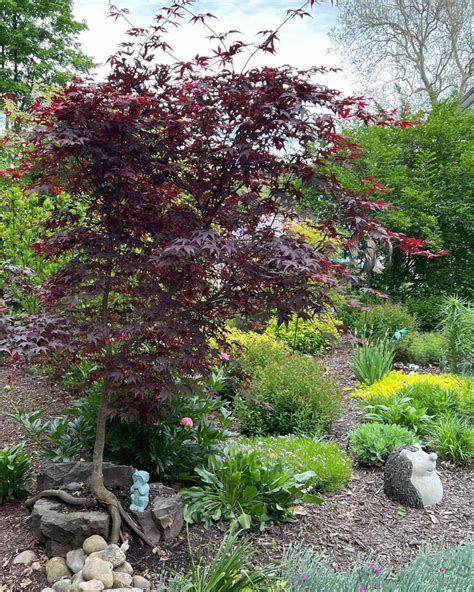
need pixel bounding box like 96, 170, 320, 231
43, 535, 151, 592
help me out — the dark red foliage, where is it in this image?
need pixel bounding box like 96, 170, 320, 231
1, 1, 440, 420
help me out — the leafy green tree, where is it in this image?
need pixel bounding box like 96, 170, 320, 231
0, 0, 92, 105
329, 98, 474, 302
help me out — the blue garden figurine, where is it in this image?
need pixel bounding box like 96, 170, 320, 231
130, 469, 150, 512
389, 327, 408, 344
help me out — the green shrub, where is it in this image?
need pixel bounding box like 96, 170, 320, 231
362, 394, 433, 435
352, 339, 394, 385
227, 328, 291, 374
405, 332, 445, 366
353, 302, 418, 358
235, 354, 341, 436
348, 423, 416, 466
0, 443, 31, 503
0, 187, 78, 313
353, 370, 472, 402
405, 296, 444, 332
280, 542, 474, 592
440, 296, 474, 375
396, 382, 468, 419
428, 415, 474, 465
242, 436, 351, 493
10, 389, 233, 481
155, 528, 278, 592
266, 313, 341, 354
180, 444, 322, 531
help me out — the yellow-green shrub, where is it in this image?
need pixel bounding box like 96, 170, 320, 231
354, 371, 473, 401
225, 328, 290, 373
266, 314, 342, 354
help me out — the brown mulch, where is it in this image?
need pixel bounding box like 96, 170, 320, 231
0, 348, 473, 591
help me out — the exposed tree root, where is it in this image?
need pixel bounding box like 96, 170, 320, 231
25, 487, 155, 547
25, 489, 95, 508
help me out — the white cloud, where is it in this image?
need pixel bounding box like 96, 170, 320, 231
74, 0, 354, 95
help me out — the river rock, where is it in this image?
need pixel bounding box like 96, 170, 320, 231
46, 557, 72, 583
78, 580, 105, 591
28, 499, 110, 557
13, 550, 37, 565
83, 535, 108, 555
82, 557, 113, 588
133, 575, 151, 590
37, 462, 134, 491
70, 571, 86, 592
52, 579, 72, 592
67, 549, 86, 573
103, 544, 125, 567
112, 571, 133, 587
114, 560, 133, 575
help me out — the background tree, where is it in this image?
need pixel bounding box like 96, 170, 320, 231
0, 0, 92, 106
1, 0, 435, 544
331, 0, 473, 107
323, 98, 473, 314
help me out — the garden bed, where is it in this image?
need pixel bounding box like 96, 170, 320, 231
0, 344, 472, 591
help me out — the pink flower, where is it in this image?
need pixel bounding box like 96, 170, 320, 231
300, 574, 308, 581
357, 587, 366, 592
180, 417, 193, 428
371, 563, 381, 574
219, 352, 230, 362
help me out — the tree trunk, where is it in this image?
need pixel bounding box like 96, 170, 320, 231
89, 379, 122, 543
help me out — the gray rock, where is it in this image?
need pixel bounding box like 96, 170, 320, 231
151, 493, 184, 541
112, 571, 133, 587
28, 499, 110, 558
103, 544, 126, 568
114, 561, 133, 575
52, 579, 72, 592
83, 535, 108, 555
132, 511, 161, 547
132, 575, 151, 590
66, 482, 82, 492
38, 462, 133, 491
13, 550, 37, 565
82, 557, 113, 589
78, 580, 105, 591
72, 571, 85, 584
67, 549, 86, 573
106, 589, 142, 592
46, 557, 72, 583
41, 588, 56, 592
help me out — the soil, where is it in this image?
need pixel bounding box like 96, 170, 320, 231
0, 344, 473, 591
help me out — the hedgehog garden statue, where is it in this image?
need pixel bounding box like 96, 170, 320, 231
384, 444, 443, 508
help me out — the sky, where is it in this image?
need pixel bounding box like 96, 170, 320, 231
73, 0, 355, 95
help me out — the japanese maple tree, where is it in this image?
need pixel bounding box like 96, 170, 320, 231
2, 0, 441, 543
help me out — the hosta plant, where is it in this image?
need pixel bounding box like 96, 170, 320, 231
180, 444, 322, 531
362, 394, 433, 435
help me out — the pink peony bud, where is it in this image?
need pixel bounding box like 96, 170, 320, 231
219, 352, 230, 362
180, 417, 193, 428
